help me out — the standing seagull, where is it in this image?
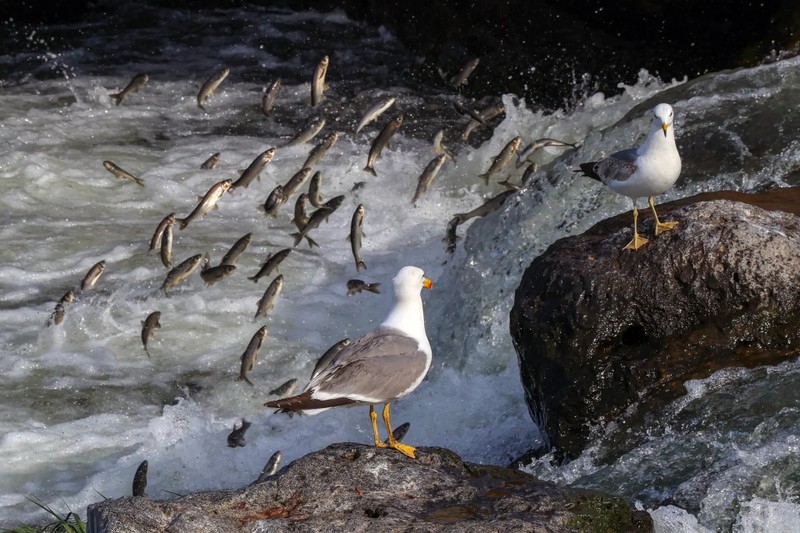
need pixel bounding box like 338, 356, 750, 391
578, 103, 682, 250
265, 266, 432, 459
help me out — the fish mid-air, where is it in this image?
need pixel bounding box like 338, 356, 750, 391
577, 103, 682, 251
266, 266, 433, 459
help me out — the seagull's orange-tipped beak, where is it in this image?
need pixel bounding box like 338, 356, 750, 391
422, 277, 433, 289
662, 122, 669, 137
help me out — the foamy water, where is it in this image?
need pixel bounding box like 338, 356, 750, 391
1, 4, 799, 531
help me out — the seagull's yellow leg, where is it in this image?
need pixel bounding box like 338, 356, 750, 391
382, 404, 416, 459
370, 405, 388, 448
623, 206, 649, 251
649, 196, 678, 236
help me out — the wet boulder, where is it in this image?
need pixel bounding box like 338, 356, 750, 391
86, 443, 651, 532
510, 191, 800, 460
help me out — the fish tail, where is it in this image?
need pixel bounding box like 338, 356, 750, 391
290, 232, 302, 247
110, 93, 123, 105
479, 173, 489, 185
144, 346, 151, 359
237, 375, 254, 387
363, 164, 377, 177
177, 218, 188, 230
366, 283, 381, 294
247, 275, 259, 283
305, 236, 319, 248
134, 177, 145, 187
356, 260, 366, 271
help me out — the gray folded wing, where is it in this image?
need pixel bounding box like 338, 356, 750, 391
593, 148, 638, 184
312, 326, 428, 403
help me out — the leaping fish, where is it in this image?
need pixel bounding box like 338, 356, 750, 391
110, 73, 149, 105
176, 179, 232, 230
311, 55, 329, 107
197, 67, 230, 111
103, 160, 144, 187
364, 114, 403, 176
353, 96, 395, 137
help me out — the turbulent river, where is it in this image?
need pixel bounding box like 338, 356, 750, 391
1, 3, 799, 531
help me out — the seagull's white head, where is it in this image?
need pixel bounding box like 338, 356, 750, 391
653, 103, 675, 137
393, 266, 432, 301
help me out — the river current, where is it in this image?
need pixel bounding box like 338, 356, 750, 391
1, 3, 798, 530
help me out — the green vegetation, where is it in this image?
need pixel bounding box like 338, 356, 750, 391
2, 497, 86, 533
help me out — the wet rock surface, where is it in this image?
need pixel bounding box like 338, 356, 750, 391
510, 191, 800, 460
86, 443, 652, 532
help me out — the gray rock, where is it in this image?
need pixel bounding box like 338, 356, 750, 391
510, 196, 800, 460
86, 443, 651, 532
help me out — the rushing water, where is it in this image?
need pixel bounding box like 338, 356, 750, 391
1, 3, 799, 531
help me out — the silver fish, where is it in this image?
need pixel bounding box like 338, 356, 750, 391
149, 213, 176, 252
237, 326, 268, 387
103, 160, 144, 186
516, 138, 577, 167
269, 378, 298, 397
160, 223, 173, 268
285, 116, 326, 147
499, 162, 539, 190
412, 154, 447, 204
200, 264, 236, 287
231, 148, 275, 190
309, 338, 350, 382
261, 79, 281, 116
227, 419, 251, 448
141, 311, 161, 358
281, 167, 312, 200
110, 73, 149, 106
444, 216, 460, 255
311, 55, 329, 107
255, 451, 282, 482
177, 179, 232, 230
132, 460, 148, 497
81, 260, 106, 291
302, 131, 339, 170
49, 290, 75, 326
161, 253, 206, 296
308, 171, 324, 208
432, 129, 454, 161
291, 193, 310, 231
348, 204, 366, 271
290, 195, 344, 248
462, 103, 504, 142
346, 279, 380, 296
200, 152, 221, 170
454, 189, 517, 225
353, 96, 395, 137
450, 58, 480, 87
197, 67, 229, 111
386, 422, 410, 444
249, 249, 291, 283
220, 233, 252, 266
364, 114, 403, 176
261, 185, 286, 217
254, 274, 283, 320
453, 101, 485, 124
478, 136, 521, 185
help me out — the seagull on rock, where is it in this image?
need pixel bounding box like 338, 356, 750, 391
579, 103, 682, 250
265, 265, 433, 459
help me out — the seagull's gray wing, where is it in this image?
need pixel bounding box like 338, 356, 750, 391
593, 148, 638, 184
311, 326, 428, 402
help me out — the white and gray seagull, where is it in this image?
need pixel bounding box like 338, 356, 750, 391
265, 265, 432, 459
578, 103, 682, 251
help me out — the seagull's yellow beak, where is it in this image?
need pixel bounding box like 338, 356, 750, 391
422, 277, 433, 289
662, 122, 669, 137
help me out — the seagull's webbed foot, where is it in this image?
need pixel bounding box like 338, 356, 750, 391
369, 405, 389, 449
623, 206, 649, 251
381, 404, 416, 459
649, 196, 678, 236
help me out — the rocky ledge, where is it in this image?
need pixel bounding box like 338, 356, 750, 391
86, 443, 651, 532
510, 190, 800, 460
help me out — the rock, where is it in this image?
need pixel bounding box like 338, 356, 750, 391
86, 443, 652, 532
510, 194, 800, 460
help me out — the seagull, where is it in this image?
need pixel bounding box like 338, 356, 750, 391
265, 266, 433, 459
578, 103, 682, 250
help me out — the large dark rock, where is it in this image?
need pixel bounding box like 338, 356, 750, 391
86, 443, 652, 532
510, 191, 800, 460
